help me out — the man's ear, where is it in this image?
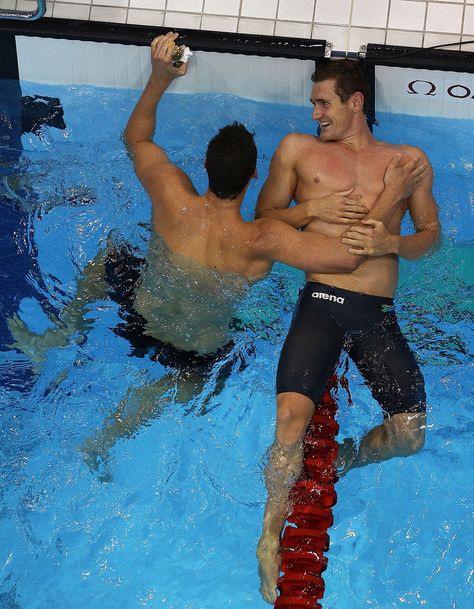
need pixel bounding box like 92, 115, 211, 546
350, 91, 364, 113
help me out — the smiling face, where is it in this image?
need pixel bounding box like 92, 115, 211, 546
310, 78, 357, 142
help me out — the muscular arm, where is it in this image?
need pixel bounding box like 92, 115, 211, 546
257, 218, 361, 273
124, 75, 170, 166
393, 157, 440, 260
124, 34, 193, 200
255, 135, 304, 227
261, 155, 427, 273
346, 153, 439, 260
342, 155, 434, 258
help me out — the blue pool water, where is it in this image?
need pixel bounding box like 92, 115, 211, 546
0, 82, 472, 609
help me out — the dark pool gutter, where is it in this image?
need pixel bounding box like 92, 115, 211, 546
365, 43, 474, 74
0, 17, 326, 60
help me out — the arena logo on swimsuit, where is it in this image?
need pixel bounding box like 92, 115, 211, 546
312, 292, 345, 304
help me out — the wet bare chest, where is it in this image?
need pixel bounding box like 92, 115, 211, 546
294, 146, 393, 204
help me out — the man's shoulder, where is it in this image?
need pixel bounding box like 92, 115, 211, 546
148, 164, 198, 200
373, 139, 428, 159
250, 217, 291, 253
278, 132, 318, 151
275, 132, 322, 163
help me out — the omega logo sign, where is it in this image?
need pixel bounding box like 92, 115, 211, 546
407, 79, 474, 99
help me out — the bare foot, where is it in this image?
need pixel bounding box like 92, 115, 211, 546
256, 536, 281, 604
336, 437, 358, 476
80, 437, 112, 482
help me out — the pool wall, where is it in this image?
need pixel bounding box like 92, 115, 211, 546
1, 18, 473, 120
2, 0, 474, 54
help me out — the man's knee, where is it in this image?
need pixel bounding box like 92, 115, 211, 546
276, 392, 315, 445
401, 425, 425, 456
390, 412, 426, 456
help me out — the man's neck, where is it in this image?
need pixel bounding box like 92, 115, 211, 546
202, 190, 245, 218
336, 120, 376, 152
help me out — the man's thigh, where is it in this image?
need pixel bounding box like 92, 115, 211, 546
276, 288, 344, 405
349, 313, 426, 417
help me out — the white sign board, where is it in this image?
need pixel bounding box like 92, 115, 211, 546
376, 65, 474, 120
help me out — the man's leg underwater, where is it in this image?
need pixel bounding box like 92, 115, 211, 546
257, 391, 315, 604
338, 314, 427, 474
337, 411, 426, 474
7, 250, 108, 369
81, 370, 207, 475
256, 285, 345, 603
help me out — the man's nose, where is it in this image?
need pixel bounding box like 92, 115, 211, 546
312, 106, 322, 120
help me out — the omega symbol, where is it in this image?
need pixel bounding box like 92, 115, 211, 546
407, 80, 437, 96
407, 80, 474, 100
447, 85, 474, 99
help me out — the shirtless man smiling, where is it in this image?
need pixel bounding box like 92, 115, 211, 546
255, 59, 440, 604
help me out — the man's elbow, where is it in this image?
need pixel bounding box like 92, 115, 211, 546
123, 126, 146, 152
431, 226, 441, 250
256, 208, 272, 220
413, 226, 441, 258
122, 129, 136, 157
255, 201, 271, 220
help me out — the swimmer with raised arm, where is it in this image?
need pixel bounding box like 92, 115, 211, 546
8, 38, 426, 475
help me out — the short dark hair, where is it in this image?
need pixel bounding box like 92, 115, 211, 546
311, 59, 370, 113
206, 122, 257, 199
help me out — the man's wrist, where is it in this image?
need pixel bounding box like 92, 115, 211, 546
301, 200, 319, 221
149, 73, 173, 90
390, 234, 400, 254
385, 183, 405, 203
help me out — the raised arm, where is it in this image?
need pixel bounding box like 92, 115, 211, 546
124, 32, 194, 199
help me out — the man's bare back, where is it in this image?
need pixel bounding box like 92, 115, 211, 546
133, 233, 250, 353
124, 34, 422, 356
147, 180, 275, 281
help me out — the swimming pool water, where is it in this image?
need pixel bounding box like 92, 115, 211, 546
0, 82, 472, 609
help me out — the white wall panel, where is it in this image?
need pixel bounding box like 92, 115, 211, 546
15, 36, 315, 107
8, 1, 474, 54
375, 65, 474, 119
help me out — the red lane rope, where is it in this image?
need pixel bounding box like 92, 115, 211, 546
275, 379, 339, 609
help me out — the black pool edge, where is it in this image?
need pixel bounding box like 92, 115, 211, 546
365, 43, 474, 74
0, 17, 327, 60
0, 17, 473, 72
